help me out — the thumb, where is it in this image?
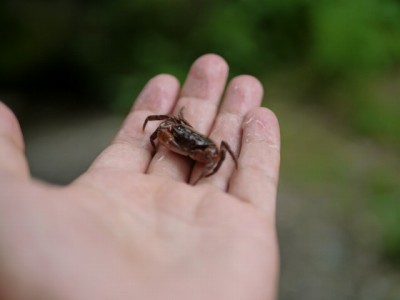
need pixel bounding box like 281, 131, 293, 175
0, 101, 30, 179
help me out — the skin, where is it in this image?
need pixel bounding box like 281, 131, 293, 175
0, 54, 281, 300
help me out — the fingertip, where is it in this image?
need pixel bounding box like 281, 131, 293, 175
221, 75, 264, 115
133, 74, 180, 113
181, 54, 229, 100
230, 75, 264, 97
194, 54, 229, 73
0, 101, 25, 150
242, 107, 280, 150
0, 101, 29, 178
243, 106, 279, 127
150, 73, 180, 89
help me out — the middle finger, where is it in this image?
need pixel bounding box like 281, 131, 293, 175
145, 54, 229, 182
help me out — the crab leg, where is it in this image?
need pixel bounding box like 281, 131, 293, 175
177, 107, 193, 128
149, 129, 159, 150
221, 141, 238, 169
142, 115, 171, 131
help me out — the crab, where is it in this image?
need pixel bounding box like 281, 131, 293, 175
142, 108, 238, 184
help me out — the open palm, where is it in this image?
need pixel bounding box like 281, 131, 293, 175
0, 54, 280, 300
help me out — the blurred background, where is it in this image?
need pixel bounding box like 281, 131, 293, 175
1, 0, 399, 298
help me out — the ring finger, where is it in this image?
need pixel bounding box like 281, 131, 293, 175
190, 75, 264, 189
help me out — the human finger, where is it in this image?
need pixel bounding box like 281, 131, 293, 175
146, 54, 229, 182
229, 107, 280, 219
0, 102, 30, 179
191, 75, 264, 189
88, 74, 180, 174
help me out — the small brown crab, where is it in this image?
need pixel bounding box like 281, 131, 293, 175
143, 108, 238, 184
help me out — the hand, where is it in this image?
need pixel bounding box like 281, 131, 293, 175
0, 54, 280, 300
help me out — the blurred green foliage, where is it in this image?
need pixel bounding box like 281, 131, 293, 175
312, 0, 400, 73
1, 0, 399, 140
1, 0, 400, 261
